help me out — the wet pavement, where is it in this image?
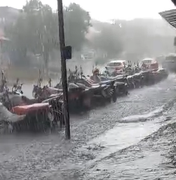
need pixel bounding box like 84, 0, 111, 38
1, 74, 176, 179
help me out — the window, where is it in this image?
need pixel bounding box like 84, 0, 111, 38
142, 60, 152, 64
108, 62, 122, 66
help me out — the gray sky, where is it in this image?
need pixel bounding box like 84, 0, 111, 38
0, 0, 175, 21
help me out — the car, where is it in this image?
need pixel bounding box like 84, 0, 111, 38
140, 58, 159, 71
106, 60, 128, 73
162, 53, 176, 72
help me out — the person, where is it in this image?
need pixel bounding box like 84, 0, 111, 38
104, 67, 110, 76
90, 68, 101, 83
128, 61, 132, 67
141, 62, 147, 70
134, 65, 139, 73
112, 67, 123, 76
137, 62, 139, 67
125, 62, 132, 75
48, 78, 52, 87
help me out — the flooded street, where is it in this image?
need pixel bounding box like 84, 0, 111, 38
1, 0, 176, 179
1, 74, 176, 179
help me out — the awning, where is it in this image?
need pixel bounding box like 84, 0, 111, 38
159, 9, 176, 29
171, 0, 176, 6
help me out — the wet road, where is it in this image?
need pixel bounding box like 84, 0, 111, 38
1, 75, 176, 179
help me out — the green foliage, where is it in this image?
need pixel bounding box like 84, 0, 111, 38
64, 3, 91, 51
4, 0, 91, 67
92, 26, 123, 58
91, 19, 174, 61
4, 1, 174, 67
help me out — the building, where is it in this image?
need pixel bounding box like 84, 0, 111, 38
0, 6, 20, 36
0, 6, 20, 24
0, 7, 19, 68
158, 1, 176, 72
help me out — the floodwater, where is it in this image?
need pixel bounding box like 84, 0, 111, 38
1, 74, 176, 179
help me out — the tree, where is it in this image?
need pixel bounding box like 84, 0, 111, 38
22, 0, 56, 72
4, 14, 29, 66
5, 0, 59, 71
91, 18, 175, 61
4, 0, 91, 69
92, 26, 123, 58
64, 3, 91, 51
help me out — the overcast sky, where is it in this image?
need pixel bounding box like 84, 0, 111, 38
0, 0, 175, 21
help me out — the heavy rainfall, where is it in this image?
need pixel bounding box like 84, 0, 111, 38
1, 0, 176, 179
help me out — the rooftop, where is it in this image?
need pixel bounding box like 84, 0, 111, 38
109, 60, 127, 63
159, 9, 176, 29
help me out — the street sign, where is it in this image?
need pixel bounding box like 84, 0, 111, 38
63, 46, 72, 60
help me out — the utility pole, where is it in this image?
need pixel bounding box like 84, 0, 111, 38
57, 0, 71, 139
0, 40, 2, 65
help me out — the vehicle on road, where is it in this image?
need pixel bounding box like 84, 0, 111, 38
140, 58, 159, 71
106, 60, 128, 73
